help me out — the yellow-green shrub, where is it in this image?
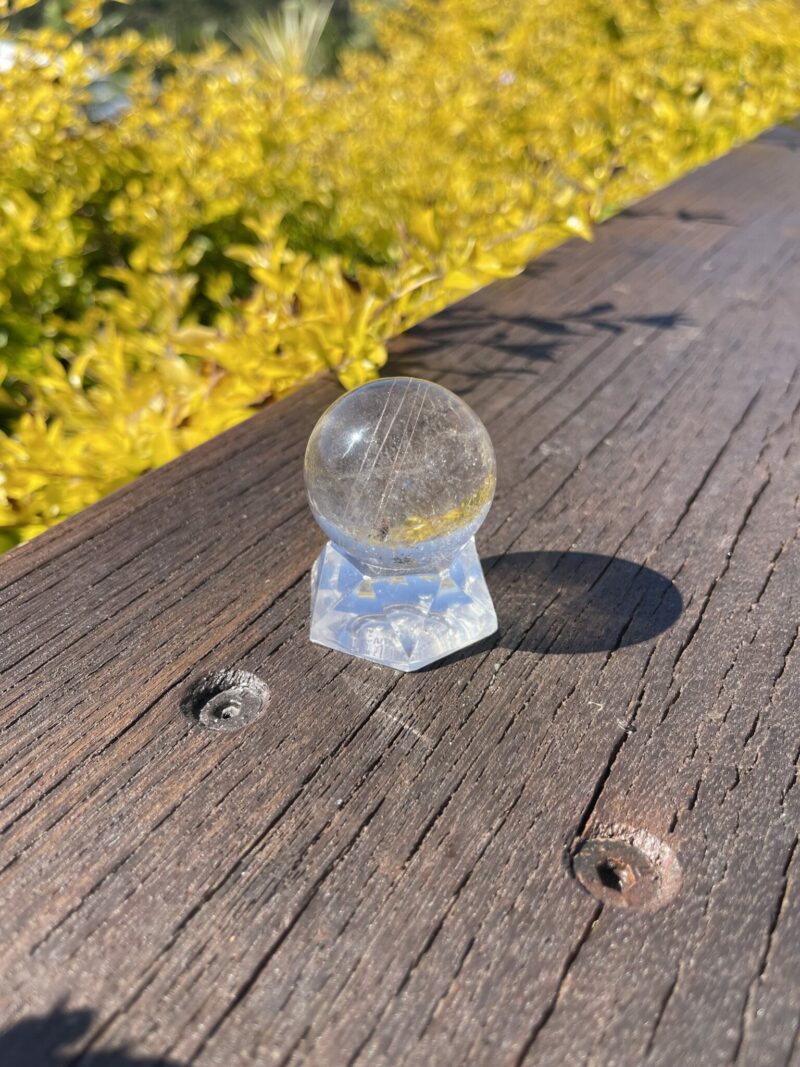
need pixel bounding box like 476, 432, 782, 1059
1, 0, 799, 548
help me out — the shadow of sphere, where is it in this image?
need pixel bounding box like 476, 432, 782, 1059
482, 550, 683, 655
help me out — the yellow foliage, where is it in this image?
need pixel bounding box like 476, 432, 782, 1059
1, 0, 800, 549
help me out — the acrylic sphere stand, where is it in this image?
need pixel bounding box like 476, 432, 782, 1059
305, 377, 498, 671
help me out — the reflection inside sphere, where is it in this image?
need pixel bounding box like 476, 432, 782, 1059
304, 376, 496, 572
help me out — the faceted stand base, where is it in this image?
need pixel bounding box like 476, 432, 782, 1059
309, 538, 497, 672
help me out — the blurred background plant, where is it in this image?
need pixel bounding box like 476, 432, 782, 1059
0, 0, 799, 550
233, 1, 336, 78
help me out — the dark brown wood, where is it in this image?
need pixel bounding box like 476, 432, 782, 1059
1, 126, 798, 1067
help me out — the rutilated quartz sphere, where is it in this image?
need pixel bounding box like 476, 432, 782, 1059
305, 377, 496, 573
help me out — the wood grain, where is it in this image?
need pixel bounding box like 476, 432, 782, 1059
0, 127, 798, 1067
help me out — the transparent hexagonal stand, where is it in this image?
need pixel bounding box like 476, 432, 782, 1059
309, 536, 497, 671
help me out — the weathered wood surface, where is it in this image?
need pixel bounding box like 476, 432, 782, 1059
1, 126, 798, 1067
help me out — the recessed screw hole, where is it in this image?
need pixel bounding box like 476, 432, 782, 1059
182, 670, 270, 733
570, 826, 682, 912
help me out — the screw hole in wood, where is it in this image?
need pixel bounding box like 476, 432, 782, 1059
182, 669, 270, 733
595, 858, 631, 893
570, 824, 682, 912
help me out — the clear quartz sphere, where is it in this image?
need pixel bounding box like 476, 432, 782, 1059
305, 377, 496, 574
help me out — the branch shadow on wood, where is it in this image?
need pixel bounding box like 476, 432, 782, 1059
435, 550, 683, 665
387, 300, 693, 394
620, 206, 729, 223
0, 1006, 184, 1066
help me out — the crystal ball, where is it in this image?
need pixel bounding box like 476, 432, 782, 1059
305, 377, 496, 573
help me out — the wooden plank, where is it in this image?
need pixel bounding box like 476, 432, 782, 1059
0, 128, 798, 1066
